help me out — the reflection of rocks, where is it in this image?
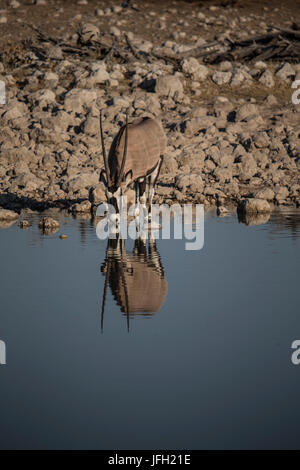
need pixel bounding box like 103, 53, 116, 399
101, 235, 168, 331
0, 209, 19, 221
39, 216, 59, 234
0, 219, 18, 229
238, 211, 271, 226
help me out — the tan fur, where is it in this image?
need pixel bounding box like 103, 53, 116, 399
108, 117, 166, 186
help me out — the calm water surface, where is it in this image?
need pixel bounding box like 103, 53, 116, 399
0, 209, 300, 449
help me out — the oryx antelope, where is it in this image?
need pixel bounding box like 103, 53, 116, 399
100, 235, 168, 331
99, 111, 167, 222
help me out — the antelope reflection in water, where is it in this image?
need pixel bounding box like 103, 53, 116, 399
100, 235, 168, 331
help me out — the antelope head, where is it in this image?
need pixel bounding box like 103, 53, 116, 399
99, 109, 131, 216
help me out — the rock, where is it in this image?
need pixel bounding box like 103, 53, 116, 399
231, 70, 245, 87
88, 63, 110, 85
110, 26, 121, 37
275, 63, 295, 81
0, 17, 8, 24
60, 234, 68, 239
19, 220, 31, 229
213, 168, 232, 183
253, 131, 270, 148
9, 0, 20, 7
39, 217, 60, 229
48, 46, 63, 60
44, 71, 59, 87
91, 184, 106, 204
0, 209, 19, 221
264, 94, 278, 106
212, 71, 232, 85
274, 185, 289, 202
160, 155, 178, 175
254, 61, 267, 70
67, 172, 99, 193
254, 188, 274, 201
83, 115, 99, 135
155, 75, 183, 99
80, 23, 100, 43
175, 173, 203, 193
64, 88, 97, 113
236, 103, 259, 122
71, 200, 92, 213
29, 89, 56, 108
219, 61, 232, 72
259, 70, 274, 87
217, 206, 229, 217
237, 198, 271, 214
181, 57, 208, 81
195, 64, 210, 81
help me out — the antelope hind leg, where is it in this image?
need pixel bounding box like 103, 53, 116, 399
148, 156, 164, 220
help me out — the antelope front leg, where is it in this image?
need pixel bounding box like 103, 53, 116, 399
134, 180, 140, 219
138, 179, 148, 222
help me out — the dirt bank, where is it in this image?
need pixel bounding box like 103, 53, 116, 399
0, 0, 300, 215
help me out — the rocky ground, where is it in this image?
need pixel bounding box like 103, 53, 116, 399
0, 0, 300, 219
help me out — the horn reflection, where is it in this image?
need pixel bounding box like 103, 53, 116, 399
100, 235, 168, 331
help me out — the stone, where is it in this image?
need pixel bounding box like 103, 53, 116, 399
71, 200, 92, 213
64, 88, 97, 113
211, 71, 232, 85
83, 116, 99, 135
181, 57, 204, 80
88, 62, 110, 85
175, 174, 203, 193
254, 188, 275, 201
259, 70, 274, 88
39, 217, 60, 229
275, 63, 295, 81
155, 75, 183, 99
274, 185, 289, 202
91, 184, 106, 204
253, 132, 270, 148
67, 172, 99, 193
19, 220, 31, 229
0, 209, 19, 221
29, 89, 56, 108
236, 103, 259, 122
80, 23, 100, 43
237, 198, 271, 214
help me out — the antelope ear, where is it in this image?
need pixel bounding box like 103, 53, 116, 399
100, 169, 107, 186
124, 170, 132, 185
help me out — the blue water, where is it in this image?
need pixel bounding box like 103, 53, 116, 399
0, 209, 300, 449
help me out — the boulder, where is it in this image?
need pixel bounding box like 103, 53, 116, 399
0, 209, 19, 221
237, 198, 271, 214
155, 75, 183, 99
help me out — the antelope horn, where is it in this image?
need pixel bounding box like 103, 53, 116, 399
100, 109, 111, 187
116, 110, 129, 187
